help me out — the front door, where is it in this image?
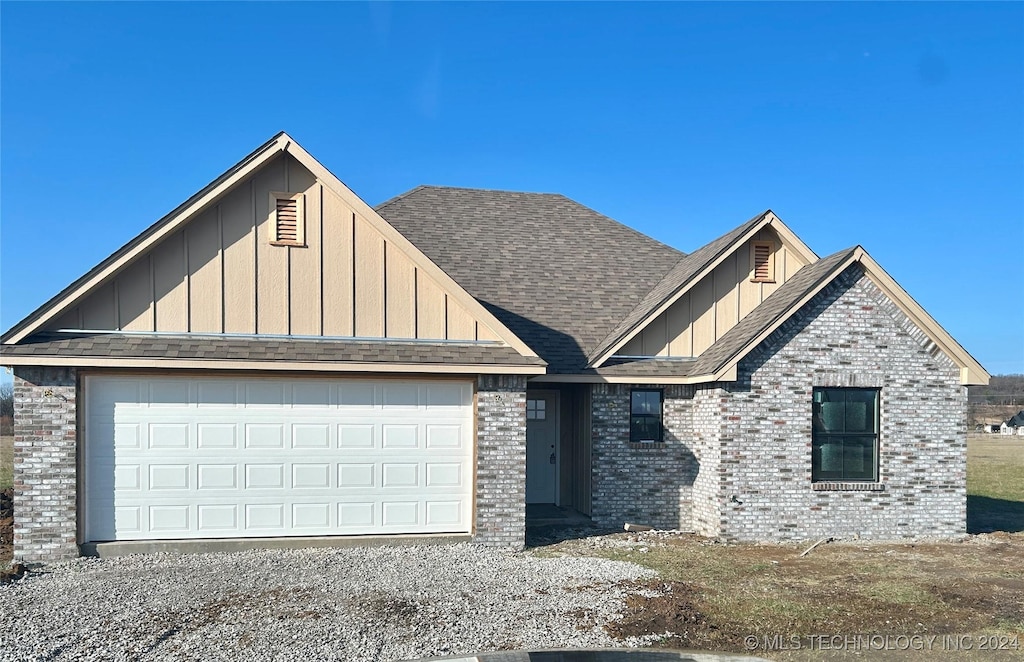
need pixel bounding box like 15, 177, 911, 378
526, 390, 559, 504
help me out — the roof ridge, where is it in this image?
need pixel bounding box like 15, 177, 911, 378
376, 185, 687, 261
374, 185, 430, 211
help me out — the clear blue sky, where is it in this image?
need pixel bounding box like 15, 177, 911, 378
2, 2, 1022, 374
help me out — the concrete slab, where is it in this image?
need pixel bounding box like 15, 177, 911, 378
80, 534, 473, 558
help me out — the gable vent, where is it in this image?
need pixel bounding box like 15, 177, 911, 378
276, 198, 299, 242
751, 240, 775, 283
269, 192, 305, 246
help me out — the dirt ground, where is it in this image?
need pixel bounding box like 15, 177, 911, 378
539, 531, 1024, 660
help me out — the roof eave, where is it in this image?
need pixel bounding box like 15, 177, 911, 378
0, 353, 547, 375
703, 247, 990, 387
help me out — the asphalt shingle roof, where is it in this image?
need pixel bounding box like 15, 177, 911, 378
376, 186, 687, 373
1, 333, 546, 367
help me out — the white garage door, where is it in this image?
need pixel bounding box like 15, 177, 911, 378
84, 375, 474, 541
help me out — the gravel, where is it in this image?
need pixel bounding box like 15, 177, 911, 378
0, 544, 658, 661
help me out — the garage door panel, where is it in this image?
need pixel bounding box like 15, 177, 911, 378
339, 424, 374, 448
198, 504, 238, 531
245, 424, 286, 449
85, 376, 474, 541
244, 382, 286, 407
196, 381, 239, 407
292, 424, 329, 449
292, 463, 331, 489
382, 425, 418, 449
198, 424, 237, 449
149, 381, 191, 407
197, 464, 237, 490
149, 424, 190, 450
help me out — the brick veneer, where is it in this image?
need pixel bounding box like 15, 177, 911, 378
590, 384, 698, 529
588, 265, 967, 541
473, 374, 527, 548
708, 265, 967, 541
12, 366, 79, 562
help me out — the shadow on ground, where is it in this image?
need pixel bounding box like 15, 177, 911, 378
967, 495, 1024, 534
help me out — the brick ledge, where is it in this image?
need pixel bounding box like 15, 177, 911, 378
812, 481, 885, 492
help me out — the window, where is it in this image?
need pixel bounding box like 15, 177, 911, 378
750, 240, 775, 283
526, 399, 546, 420
812, 388, 879, 482
269, 192, 305, 246
630, 389, 663, 443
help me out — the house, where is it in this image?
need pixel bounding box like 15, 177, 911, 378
1, 133, 989, 563
1007, 410, 1024, 430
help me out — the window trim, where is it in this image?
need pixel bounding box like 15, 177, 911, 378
269, 191, 306, 247
811, 387, 880, 483
750, 240, 776, 283
629, 388, 664, 443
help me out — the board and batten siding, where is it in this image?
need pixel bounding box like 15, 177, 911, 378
49, 154, 499, 342
618, 228, 811, 358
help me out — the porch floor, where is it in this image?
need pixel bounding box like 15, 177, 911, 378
525, 503, 593, 527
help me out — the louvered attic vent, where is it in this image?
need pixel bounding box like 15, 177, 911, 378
270, 192, 305, 246
751, 240, 775, 283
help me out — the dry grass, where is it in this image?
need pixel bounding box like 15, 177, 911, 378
0, 435, 11, 491
534, 435, 1024, 660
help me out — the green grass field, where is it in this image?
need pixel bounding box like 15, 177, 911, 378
967, 434, 1024, 533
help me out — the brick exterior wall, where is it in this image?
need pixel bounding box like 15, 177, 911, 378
12, 366, 79, 563
691, 384, 726, 537
474, 375, 527, 548
708, 265, 967, 541
590, 384, 699, 529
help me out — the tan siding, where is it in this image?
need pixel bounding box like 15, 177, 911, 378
221, 180, 256, 334
321, 189, 354, 336
738, 242, 762, 317
51, 308, 81, 331
416, 274, 446, 339
33, 152, 512, 347
446, 295, 476, 340
153, 232, 188, 332
690, 275, 716, 355
255, 157, 288, 334
186, 209, 222, 333
118, 257, 153, 331
354, 215, 385, 337
714, 252, 739, 339
81, 281, 116, 330
642, 311, 668, 357
785, 246, 803, 279
385, 243, 416, 338
476, 322, 499, 342
619, 334, 644, 356
615, 227, 815, 359
667, 292, 691, 356
287, 162, 321, 336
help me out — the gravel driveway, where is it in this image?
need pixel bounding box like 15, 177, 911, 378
0, 544, 656, 661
